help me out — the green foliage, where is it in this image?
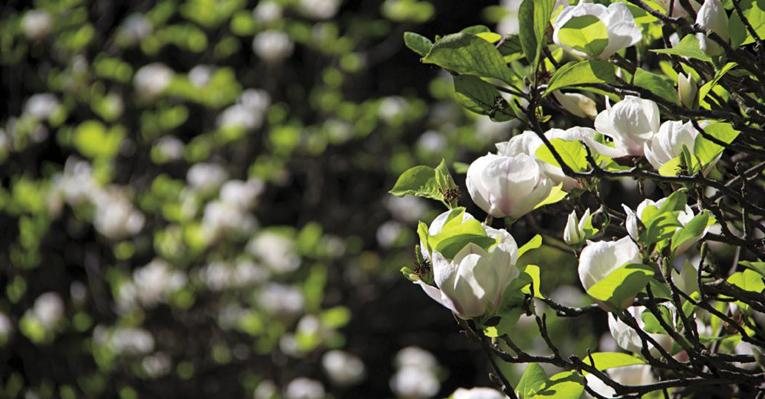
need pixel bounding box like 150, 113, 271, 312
422, 32, 514, 84
587, 264, 655, 309
544, 60, 616, 95
518, 0, 557, 70
389, 159, 459, 207
582, 352, 645, 370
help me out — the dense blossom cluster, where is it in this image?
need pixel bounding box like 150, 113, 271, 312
396, 0, 765, 397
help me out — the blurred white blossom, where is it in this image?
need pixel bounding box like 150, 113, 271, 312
248, 232, 300, 273
24, 93, 59, 120
297, 0, 341, 20
134, 63, 174, 98
253, 1, 283, 23
322, 350, 366, 386
132, 258, 187, 307
284, 378, 325, 399
32, 292, 64, 330
253, 30, 294, 63
187, 162, 228, 193
257, 283, 305, 316
92, 189, 145, 239
21, 10, 52, 41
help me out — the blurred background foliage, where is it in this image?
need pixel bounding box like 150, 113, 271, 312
0, 0, 610, 398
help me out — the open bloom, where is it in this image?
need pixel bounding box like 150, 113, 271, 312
578, 237, 641, 293
467, 152, 552, 219
644, 120, 699, 171
623, 197, 715, 254
594, 96, 660, 157
696, 0, 729, 56
553, 2, 642, 59
416, 210, 519, 319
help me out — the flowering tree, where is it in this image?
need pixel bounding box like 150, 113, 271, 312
394, 0, 765, 397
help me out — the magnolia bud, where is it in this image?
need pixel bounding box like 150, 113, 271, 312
695, 0, 729, 56
554, 91, 598, 119
677, 73, 698, 109
564, 209, 596, 245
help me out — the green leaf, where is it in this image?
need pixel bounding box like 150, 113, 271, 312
556, 15, 609, 57
423, 32, 513, 84
389, 165, 440, 199
517, 363, 547, 398
693, 121, 740, 169
587, 263, 655, 309
670, 211, 710, 253
633, 68, 677, 104
727, 269, 765, 293
404, 31, 433, 56
427, 208, 496, 259
740, 260, 765, 277
582, 352, 646, 370
521, 264, 543, 298
530, 371, 585, 399
518, 234, 543, 258
651, 34, 713, 62
483, 308, 523, 338
729, 0, 765, 47
519, 0, 556, 68
73, 120, 125, 160
544, 60, 616, 95
641, 304, 674, 334
699, 62, 737, 108
658, 156, 683, 177
452, 75, 514, 121
533, 184, 568, 210
534, 138, 589, 172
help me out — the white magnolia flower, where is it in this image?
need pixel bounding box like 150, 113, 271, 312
32, 292, 64, 329
385, 196, 428, 223
187, 162, 227, 193
154, 135, 184, 161
24, 93, 59, 120
377, 220, 405, 248
218, 89, 271, 130
416, 130, 447, 154
390, 367, 440, 399
644, 120, 699, 171
254, 380, 278, 399
188, 65, 213, 87
585, 365, 655, 398
467, 152, 552, 219
623, 197, 693, 239
608, 305, 675, 355
220, 179, 264, 210
322, 350, 366, 386
21, 10, 53, 40
257, 283, 304, 316
553, 91, 598, 119
297, 0, 341, 20
417, 210, 519, 319
395, 346, 439, 371
132, 259, 187, 307
678, 73, 698, 109
247, 231, 300, 273
119, 14, 152, 44
0, 311, 12, 342
142, 352, 172, 378
496, 0, 522, 35
253, 30, 294, 63
202, 200, 258, 240
695, 0, 729, 57
92, 189, 145, 239
578, 237, 641, 292
495, 127, 600, 191
52, 157, 99, 207
134, 63, 173, 98
594, 95, 661, 157
564, 208, 594, 245
253, 1, 283, 23
284, 378, 325, 399
96, 326, 155, 355
452, 387, 506, 399
553, 2, 642, 59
